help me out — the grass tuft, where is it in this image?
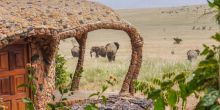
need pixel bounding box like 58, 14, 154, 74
64, 57, 196, 91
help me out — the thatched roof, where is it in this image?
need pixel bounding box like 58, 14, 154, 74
0, 0, 125, 47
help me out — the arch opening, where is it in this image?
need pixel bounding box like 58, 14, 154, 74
59, 22, 144, 95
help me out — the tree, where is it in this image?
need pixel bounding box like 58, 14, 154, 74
208, 0, 220, 25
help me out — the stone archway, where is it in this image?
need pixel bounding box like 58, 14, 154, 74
59, 22, 144, 95
0, 22, 143, 109
0, 1, 144, 109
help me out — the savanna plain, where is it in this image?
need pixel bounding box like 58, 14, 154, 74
58, 5, 219, 92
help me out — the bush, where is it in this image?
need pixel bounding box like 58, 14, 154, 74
135, 72, 191, 110
55, 54, 71, 88
173, 37, 182, 44
135, 34, 220, 110
196, 88, 220, 110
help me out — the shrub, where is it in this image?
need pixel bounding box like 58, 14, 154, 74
173, 37, 182, 44
85, 76, 117, 110
47, 87, 73, 110
196, 88, 220, 110
17, 66, 37, 110
135, 32, 220, 110
135, 72, 191, 110
55, 54, 71, 89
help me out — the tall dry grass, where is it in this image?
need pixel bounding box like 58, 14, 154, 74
64, 56, 197, 91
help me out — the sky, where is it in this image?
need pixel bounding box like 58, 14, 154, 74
91, 0, 208, 9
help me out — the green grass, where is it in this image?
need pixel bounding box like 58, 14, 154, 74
139, 58, 194, 81
64, 57, 196, 91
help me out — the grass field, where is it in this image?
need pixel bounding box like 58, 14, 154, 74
58, 4, 219, 91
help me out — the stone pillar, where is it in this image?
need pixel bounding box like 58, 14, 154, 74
30, 36, 59, 110
120, 29, 143, 96
71, 33, 87, 91
129, 38, 143, 95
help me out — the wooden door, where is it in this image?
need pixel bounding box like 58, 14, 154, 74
0, 43, 29, 110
